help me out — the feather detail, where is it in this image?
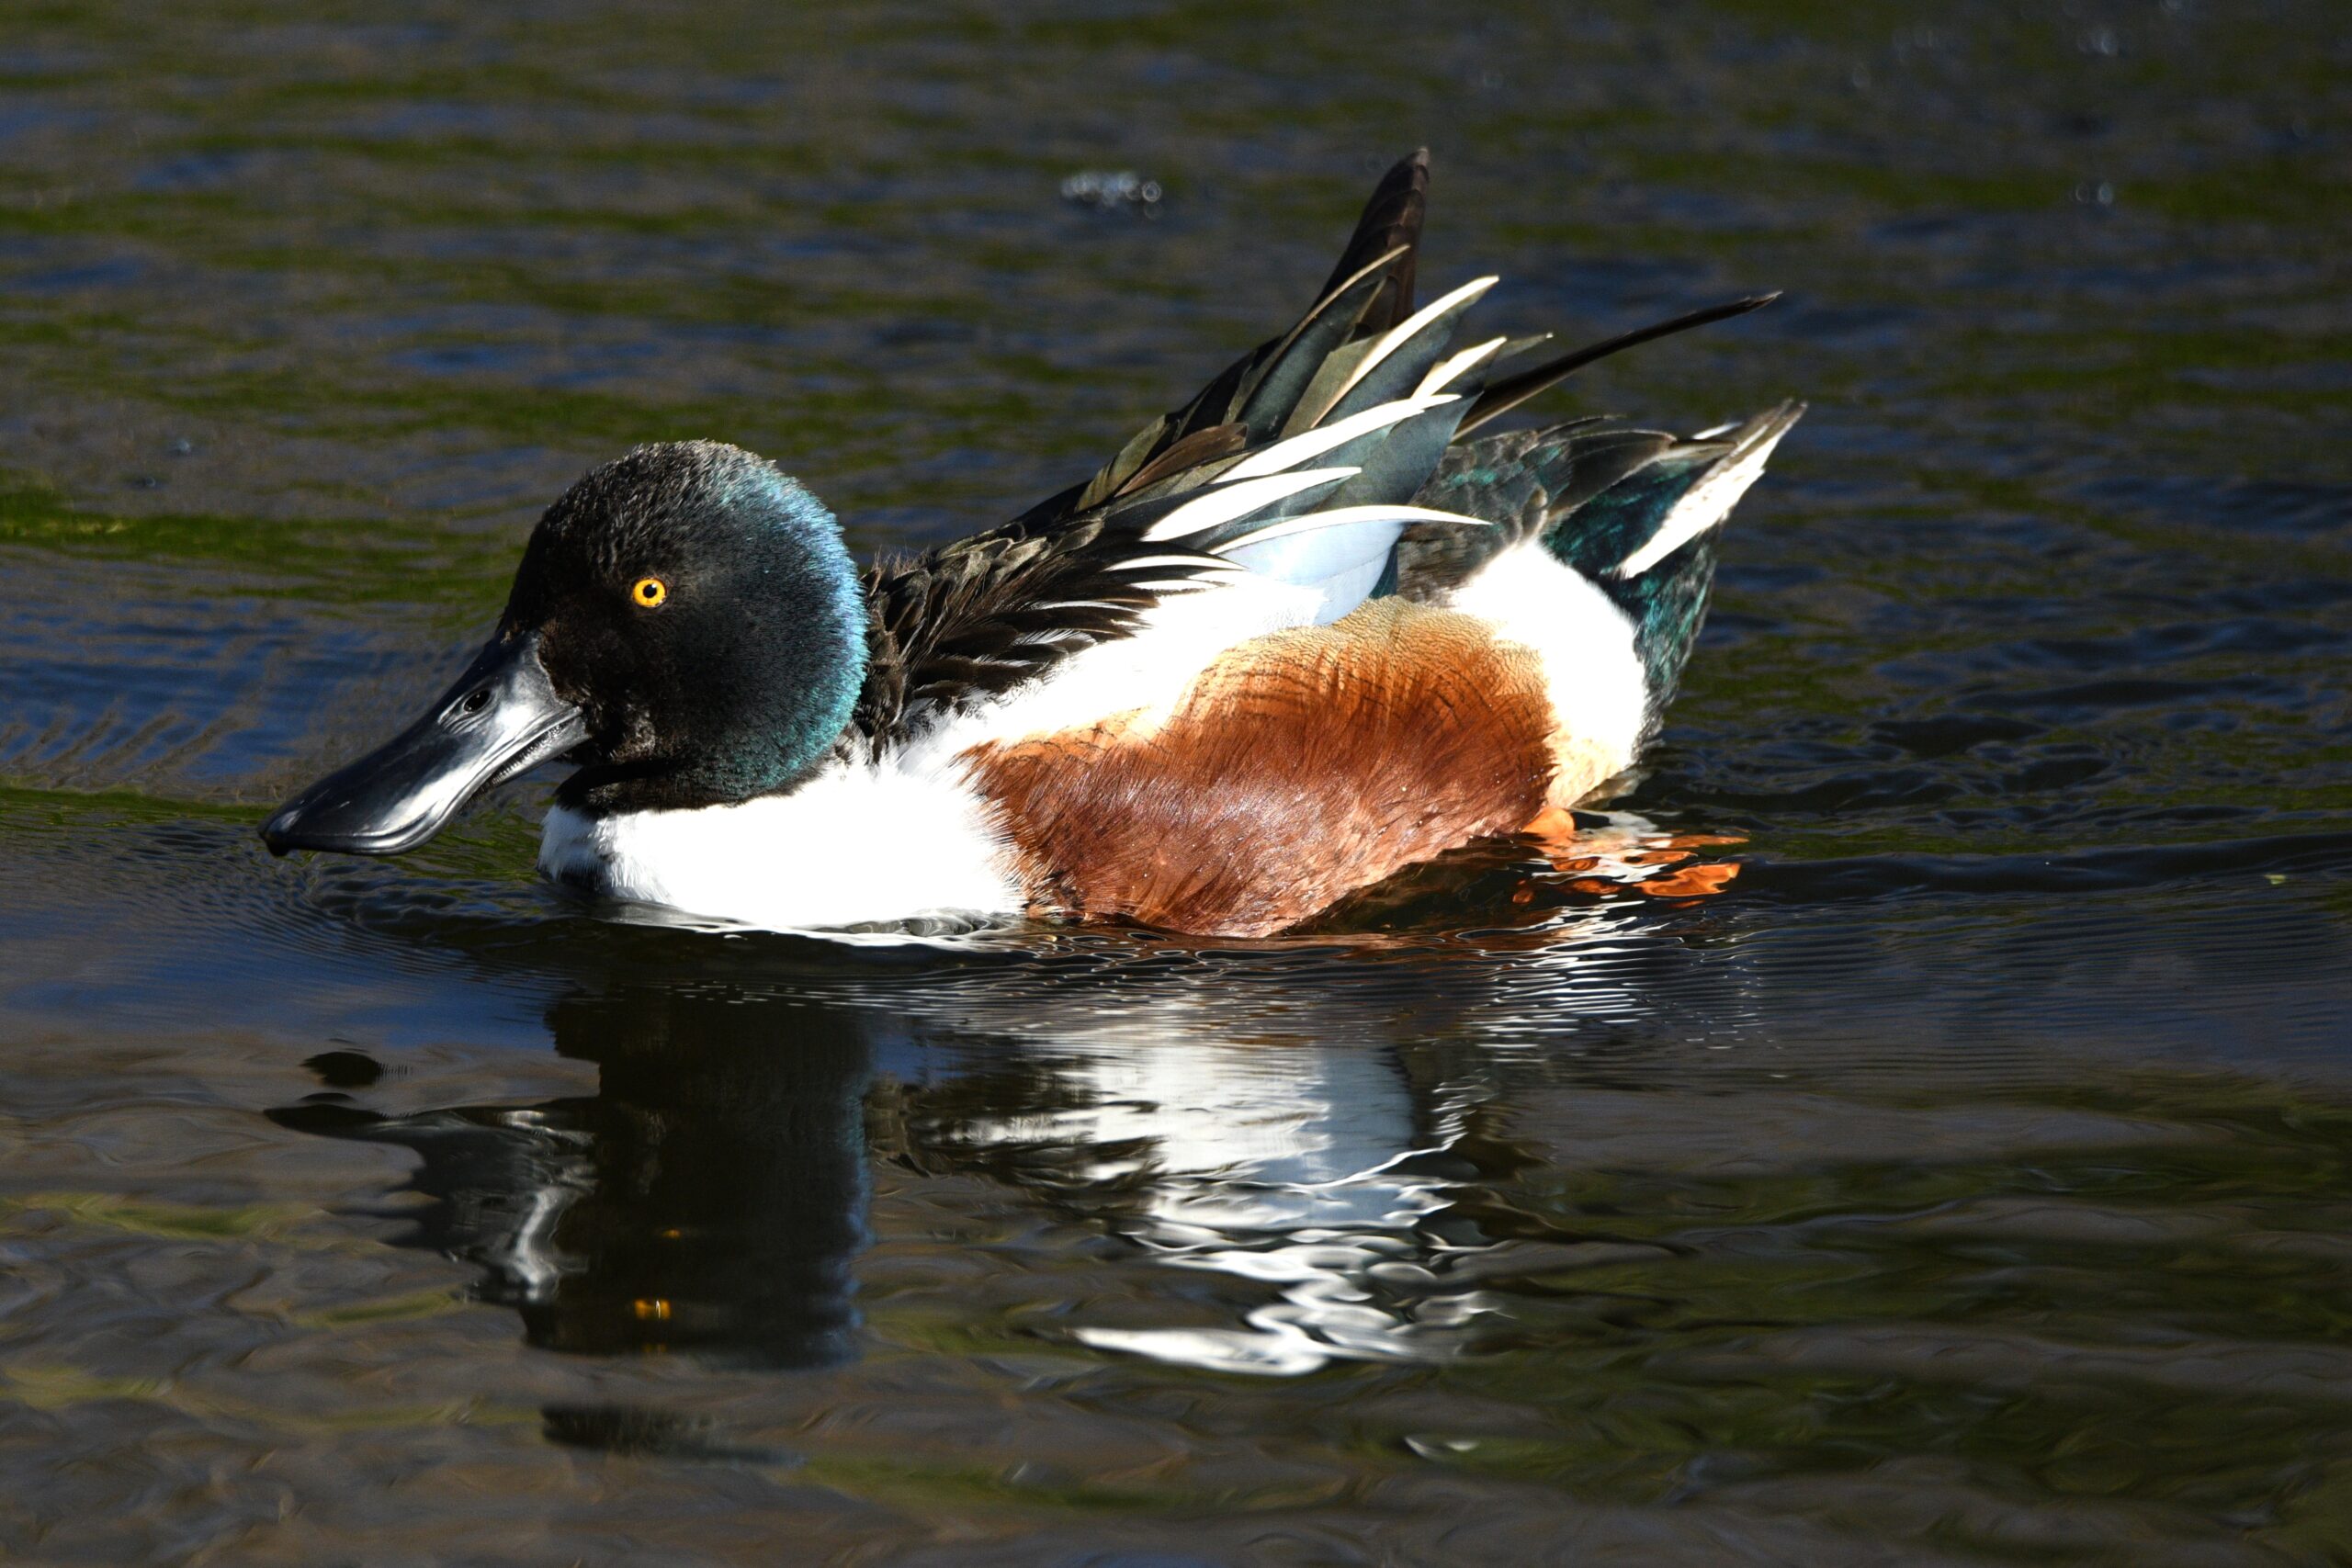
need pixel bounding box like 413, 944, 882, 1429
1113, 553, 1234, 572
1111, 423, 1249, 500
1235, 248, 1409, 438
1310, 147, 1428, 333
1139, 468, 1360, 542
1031, 151, 1434, 526
1304, 275, 1498, 430
1611, 402, 1802, 578
1125, 578, 1240, 593
1456, 293, 1781, 436
1214, 503, 1488, 558
1415, 335, 1508, 398
850, 152, 1787, 769
1221, 395, 1456, 481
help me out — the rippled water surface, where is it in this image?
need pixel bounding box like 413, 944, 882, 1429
5, 3, 2351, 1562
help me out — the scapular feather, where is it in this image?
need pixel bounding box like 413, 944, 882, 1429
1235, 248, 1408, 438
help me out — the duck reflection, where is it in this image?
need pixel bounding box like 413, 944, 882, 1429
272, 856, 1736, 1376
273, 986, 874, 1368
882, 1024, 1473, 1375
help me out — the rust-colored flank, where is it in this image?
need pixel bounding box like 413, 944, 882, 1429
961, 599, 1559, 937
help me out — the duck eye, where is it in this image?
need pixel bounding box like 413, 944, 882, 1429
630, 576, 668, 608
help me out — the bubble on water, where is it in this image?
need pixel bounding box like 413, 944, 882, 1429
1060, 169, 1164, 213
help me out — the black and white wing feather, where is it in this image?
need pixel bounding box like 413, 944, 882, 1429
852, 150, 1779, 753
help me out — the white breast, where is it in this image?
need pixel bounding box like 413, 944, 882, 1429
538, 759, 1024, 931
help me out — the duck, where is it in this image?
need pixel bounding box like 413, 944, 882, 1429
261, 151, 1802, 938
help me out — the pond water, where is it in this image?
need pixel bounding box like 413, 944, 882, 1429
4, 2, 2350, 1562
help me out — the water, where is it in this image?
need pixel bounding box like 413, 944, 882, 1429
4, 2, 2350, 1561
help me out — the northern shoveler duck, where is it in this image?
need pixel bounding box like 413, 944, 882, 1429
262, 152, 1801, 937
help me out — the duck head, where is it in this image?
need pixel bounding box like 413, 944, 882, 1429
261, 440, 868, 856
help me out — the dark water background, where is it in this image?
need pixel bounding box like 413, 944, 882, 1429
5, 3, 2351, 1562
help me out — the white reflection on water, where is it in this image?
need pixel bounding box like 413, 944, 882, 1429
915, 825, 1724, 1376
479, 1109, 596, 1305
972, 1036, 1464, 1375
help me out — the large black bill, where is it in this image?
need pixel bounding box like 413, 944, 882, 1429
260, 631, 586, 857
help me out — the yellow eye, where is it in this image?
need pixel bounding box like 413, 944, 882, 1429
630, 576, 667, 608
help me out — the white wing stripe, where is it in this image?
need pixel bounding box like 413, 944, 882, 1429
1139, 467, 1358, 542
1127, 577, 1240, 592
1611, 423, 1792, 578
1326, 275, 1499, 411
1213, 503, 1490, 557
1113, 554, 1227, 572
1220, 394, 1457, 481
1414, 335, 1508, 398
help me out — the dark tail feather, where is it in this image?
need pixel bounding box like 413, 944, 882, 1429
1456, 293, 1781, 437
1317, 148, 1429, 333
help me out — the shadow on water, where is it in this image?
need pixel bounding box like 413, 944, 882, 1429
273, 985, 876, 1371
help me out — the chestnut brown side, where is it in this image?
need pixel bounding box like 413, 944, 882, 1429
960, 598, 1558, 937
